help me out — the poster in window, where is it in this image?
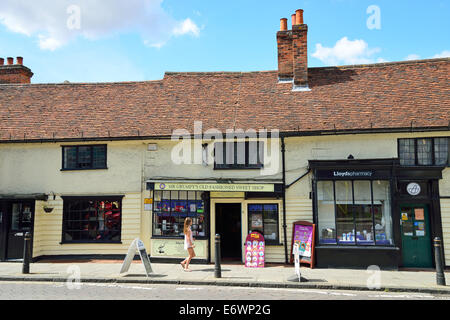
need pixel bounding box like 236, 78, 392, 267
251, 213, 263, 229
414, 208, 424, 220
244, 231, 265, 268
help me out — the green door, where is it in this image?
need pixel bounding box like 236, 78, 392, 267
400, 205, 433, 268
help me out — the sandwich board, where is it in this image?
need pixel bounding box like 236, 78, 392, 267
290, 221, 316, 268
120, 238, 154, 277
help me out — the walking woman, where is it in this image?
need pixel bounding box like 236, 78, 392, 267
180, 217, 196, 272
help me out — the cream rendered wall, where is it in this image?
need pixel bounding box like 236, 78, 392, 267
0, 141, 145, 258
440, 168, 450, 265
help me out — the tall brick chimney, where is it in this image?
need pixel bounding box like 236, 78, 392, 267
0, 57, 33, 84
277, 9, 310, 91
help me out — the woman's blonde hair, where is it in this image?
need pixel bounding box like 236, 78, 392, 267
183, 217, 192, 235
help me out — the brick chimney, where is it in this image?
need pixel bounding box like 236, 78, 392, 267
0, 57, 33, 84
277, 9, 310, 91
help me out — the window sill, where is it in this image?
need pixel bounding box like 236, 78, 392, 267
61, 167, 108, 172
60, 241, 122, 245
151, 236, 208, 240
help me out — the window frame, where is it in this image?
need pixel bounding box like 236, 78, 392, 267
61, 144, 108, 171
398, 137, 450, 167
61, 196, 123, 244
214, 141, 264, 170
151, 190, 209, 240
247, 203, 280, 245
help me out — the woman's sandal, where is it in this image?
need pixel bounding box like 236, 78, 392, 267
180, 262, 186, 270
184, 268, 192, 272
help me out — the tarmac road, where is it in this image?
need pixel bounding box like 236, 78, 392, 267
0, 281, 450, 300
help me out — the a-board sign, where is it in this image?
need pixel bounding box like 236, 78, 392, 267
244, 231, 265, 268
290, 221, 315, 268
120, 239, 154, 277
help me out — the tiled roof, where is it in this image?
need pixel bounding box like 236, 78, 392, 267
0, 58, 449, 142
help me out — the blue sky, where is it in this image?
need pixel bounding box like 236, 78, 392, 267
0, 0, 448, 83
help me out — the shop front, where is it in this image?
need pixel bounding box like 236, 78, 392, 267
310, 159, 445, 269
146, 181, 283, 263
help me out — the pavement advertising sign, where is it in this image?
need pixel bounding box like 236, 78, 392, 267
290, 221, 316, 268
120, 238, 154, 277
244, 231, 265, 268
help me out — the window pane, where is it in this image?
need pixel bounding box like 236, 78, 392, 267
335, 181, 354, 244
248, 204, 263, 234
78, 146, 92, 168
372, 180, 393, 245
263, 204, 278, 241
417, 138, 432, 165
353, 181, 374, 245
434, 138, 449, 166
317, 181, 336, 244
63, 147, 77, 169
92, 146, 106, 168
399, 139, 415, 166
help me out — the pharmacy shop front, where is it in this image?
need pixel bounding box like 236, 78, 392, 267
146, 182, 283, 264
310, 159, 445, 269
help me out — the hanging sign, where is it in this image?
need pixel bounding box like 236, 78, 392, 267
290, 221, 316, 268
120, 238, 154, 277
244, 231, 265, 268
406, 182, 421, 196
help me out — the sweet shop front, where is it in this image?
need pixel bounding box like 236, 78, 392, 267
310, 158, 445, 269
145, 181, 283, 263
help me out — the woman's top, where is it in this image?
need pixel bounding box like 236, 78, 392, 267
184, 227, 194, 250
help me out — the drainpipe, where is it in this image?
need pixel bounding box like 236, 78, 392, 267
281, 136, 288, 264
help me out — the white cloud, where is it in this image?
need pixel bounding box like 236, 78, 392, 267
312, 37, 382, 66
431, 50, 450, 58
0, 0, 201, 50
405, 54, 421, 61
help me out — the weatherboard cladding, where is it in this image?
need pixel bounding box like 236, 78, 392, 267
0, 58, 449, 142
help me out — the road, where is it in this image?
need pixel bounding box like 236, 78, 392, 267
0, 281, 449, 300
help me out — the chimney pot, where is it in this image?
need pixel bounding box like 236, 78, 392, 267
7, 57, 14, 65
296, 9, 304, 25
280, 18, 288, 31
0, 58, 4, 66
291, 14, 297, 26
17, 57, 23, 65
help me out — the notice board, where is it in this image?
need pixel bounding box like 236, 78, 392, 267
244, 231, 265, 268
290, 221, 315, 268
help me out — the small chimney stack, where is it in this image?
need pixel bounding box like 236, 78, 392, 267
0, 56, 33, 84
280, 18, 288, 31
276, 9, 309, 90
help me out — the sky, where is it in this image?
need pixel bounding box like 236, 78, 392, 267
0, 0, 448, 83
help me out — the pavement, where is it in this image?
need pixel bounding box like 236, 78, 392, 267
0, 260, 449, 295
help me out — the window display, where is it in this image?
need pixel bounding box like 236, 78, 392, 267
152, 190, 207, 238
62, 198, 122, 242
317, 180, 393, 246
248, 204, 279, 244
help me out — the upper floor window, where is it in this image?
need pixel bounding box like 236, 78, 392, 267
399, 138, 449, 166
214, 141, 264, 169
62, 145, 107, 170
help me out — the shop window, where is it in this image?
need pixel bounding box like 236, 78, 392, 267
152, 191, 207, 238
214, 141, 264, 169
399, 137, 449, 166
248, 204, 279, 244
62, 145, 107, 170
62, 197, 122, 243
317, 180, 393, 246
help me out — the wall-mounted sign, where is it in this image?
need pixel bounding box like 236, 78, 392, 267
154, 182, 274, 193
316, 169, 389, 180
290, 221, 315, 268
144, 198, 153, 211
406, 182, 421, 196
333, 171, 373, 178
151, 239, 206, 258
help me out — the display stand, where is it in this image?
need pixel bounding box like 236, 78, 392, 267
244, 231, 265, 268
290, 221, 316, 269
